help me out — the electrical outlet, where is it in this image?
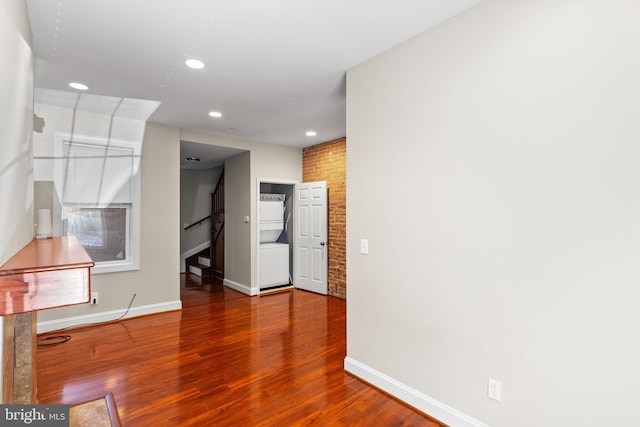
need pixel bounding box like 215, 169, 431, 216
488, 378, 502, 401
91, 292, 99, 305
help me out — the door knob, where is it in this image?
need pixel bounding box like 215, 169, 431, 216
320, 241, 326, 246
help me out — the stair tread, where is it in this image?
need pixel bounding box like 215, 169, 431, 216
188, 263, 212, 278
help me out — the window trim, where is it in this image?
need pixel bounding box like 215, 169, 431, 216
54, 133, 141, 274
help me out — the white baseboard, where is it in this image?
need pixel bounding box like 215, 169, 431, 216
180, 242, 210, 273
223, 278, 259, 296
344, 357, 489, 427
36, 300, 183, 333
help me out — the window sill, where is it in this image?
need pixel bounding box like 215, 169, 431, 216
91, 261, 140, 275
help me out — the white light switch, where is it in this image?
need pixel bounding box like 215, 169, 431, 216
360, 239, 369, 255
243, 216, 250, 223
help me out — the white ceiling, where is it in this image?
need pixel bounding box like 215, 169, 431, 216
26, 0, 481, 158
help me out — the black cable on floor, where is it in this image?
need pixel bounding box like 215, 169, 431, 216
37, 293, 138, 348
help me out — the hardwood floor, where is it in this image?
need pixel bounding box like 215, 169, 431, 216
36, 275, 443, 426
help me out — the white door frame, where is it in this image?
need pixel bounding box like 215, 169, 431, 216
256, 177, 299, 294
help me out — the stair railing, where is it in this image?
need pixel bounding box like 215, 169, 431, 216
184, 215, 210, 230
210, 170, 225, 279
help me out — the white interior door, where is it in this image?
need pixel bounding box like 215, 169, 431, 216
293, 181, 327, 295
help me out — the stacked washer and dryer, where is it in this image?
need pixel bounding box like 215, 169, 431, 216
259, 193, 290, 289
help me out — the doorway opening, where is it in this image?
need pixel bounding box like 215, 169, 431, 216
257, 178, 328, 295
258, 180, 296, 292
180, 141, 245, 287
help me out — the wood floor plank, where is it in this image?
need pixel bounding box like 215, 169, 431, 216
36, 275, 444, 426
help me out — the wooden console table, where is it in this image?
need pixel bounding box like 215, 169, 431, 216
0, 237, 94, 403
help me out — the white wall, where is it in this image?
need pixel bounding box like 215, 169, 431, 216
0, 0, 33, 265
0, 0, 32, 401
225, 151, 252, 288
346, 1, 640, 426
180, 129, 302, 293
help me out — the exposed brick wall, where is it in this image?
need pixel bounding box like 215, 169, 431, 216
303, 138, 346, 299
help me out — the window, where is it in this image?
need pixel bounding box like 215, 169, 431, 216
54, 134, 141, 273
64, 206, 129, 262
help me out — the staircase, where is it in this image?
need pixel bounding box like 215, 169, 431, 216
185, 170, 224, 284
186, 249, 212, 278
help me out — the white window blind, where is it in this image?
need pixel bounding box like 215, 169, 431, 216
61, 141, 138, 204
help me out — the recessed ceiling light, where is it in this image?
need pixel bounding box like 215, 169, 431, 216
209, 111, 223, 118
305, 131, 317, 137
69, 82, 89, 91
185, 59, 205, 69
